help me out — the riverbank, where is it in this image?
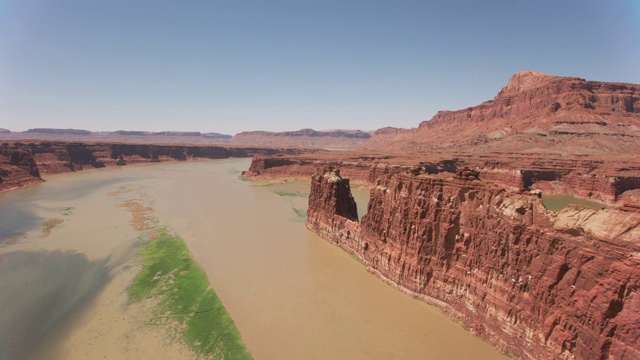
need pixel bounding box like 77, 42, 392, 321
0, 139, 312, 193
1, 158, 506, 360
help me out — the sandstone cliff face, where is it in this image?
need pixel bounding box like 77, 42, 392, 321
423, 71, 638, 129
307, 168, 640, 360
307, 169, 362, 255
365, 71, 640, 154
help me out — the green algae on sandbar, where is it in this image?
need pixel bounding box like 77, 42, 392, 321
129, 229, 253, 360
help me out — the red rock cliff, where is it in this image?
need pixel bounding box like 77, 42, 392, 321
0, 148, 42, 190
307, 168, 640, 360
307, 169, 362, 254
365, 71, 640, 154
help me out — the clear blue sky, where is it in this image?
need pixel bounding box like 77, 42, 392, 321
1, 1, 638, 134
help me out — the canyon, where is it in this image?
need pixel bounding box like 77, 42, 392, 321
306, 167, 639, 359
2, 71, 639, 359
0, 159, 507, 360
0, 141, 311, 192
244, 71, 640, 359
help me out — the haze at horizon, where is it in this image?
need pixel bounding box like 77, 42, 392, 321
1, 0, 638, 135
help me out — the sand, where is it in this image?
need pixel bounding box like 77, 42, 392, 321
54, 189, 196, 360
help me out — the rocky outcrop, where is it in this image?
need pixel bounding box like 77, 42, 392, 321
307, 168, 640, 360
364, 71, 640, 155
8, 150, 40, 177
618, 189, 640, 212
307, 169, 361, 254
0, 148, 42, 190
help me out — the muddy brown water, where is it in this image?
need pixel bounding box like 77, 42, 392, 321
542, 194, 607, 212
0, 159, 505, 360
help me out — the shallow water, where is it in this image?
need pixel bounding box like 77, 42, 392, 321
542, 194, 607, 211
149, 159, 504, 359
0, 251, 110, 360
0, 168, 143, 359
0, 159, 506, 360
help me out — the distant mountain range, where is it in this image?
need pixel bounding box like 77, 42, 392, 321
0, 128, 372, 149
4, 70, 638, 154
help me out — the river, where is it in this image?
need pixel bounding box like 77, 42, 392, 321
0, 158, 505, 360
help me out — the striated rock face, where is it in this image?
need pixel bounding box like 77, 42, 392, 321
307, 169, 361, 253
365, 71, 640, 155
307, 168, 640, 360
421, 71, 639, 130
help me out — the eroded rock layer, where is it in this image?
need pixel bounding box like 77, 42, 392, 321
364, 71, 640, 154
306, 169, 640, 360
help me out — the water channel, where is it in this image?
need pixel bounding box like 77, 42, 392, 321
0, 158, 505, 359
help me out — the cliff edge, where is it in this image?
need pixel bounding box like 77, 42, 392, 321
307, 168, 640, 360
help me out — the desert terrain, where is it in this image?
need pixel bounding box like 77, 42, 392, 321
1, 71, 639, 360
